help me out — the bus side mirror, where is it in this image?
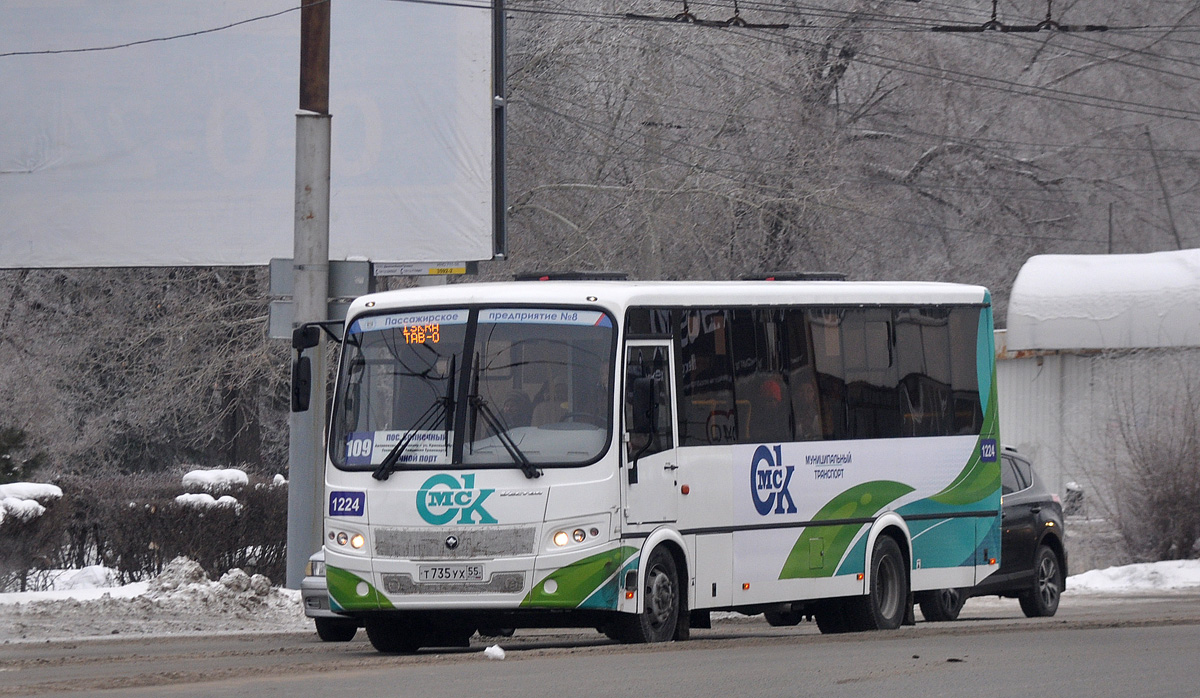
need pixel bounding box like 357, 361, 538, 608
293, 325, 321, 351
291, 325, 321, 413
292, 355, 312, 412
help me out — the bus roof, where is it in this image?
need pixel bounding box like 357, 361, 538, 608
346, 280, 990, 321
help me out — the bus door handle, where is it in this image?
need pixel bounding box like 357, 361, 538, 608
664, 463, 678, 471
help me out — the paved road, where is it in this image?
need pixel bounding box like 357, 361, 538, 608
3, 592, 1199, 697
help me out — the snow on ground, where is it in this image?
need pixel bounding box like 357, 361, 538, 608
1067, 560, 1200, 593
0, 557, 307, 643
2, 557, 1198, 644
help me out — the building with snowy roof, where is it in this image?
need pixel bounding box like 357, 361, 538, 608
996, 249, 1200, 513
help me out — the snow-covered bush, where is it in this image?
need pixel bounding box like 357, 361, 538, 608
0, 482, 67, 592
0, 482, 62, 524
1, 470, 287, 592
181, 468, 249, 493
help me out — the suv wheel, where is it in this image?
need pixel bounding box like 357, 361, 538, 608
1019, 545, 1063, 617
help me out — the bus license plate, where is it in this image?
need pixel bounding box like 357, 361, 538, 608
418, 564, 485, 582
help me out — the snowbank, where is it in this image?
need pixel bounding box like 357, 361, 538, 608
1066, 559, 1200, 593
0, 557, 305, 641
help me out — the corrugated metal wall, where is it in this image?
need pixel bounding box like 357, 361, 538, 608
997, 347, 1198, 508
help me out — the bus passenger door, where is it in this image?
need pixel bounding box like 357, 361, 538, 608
623, 342, 679, 524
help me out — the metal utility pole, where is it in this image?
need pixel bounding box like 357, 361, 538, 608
286, 0, 331, 589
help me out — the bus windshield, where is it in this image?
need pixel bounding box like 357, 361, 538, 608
330, 307, 615, 470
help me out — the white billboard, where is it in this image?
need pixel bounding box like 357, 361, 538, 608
0, 0, 499, 267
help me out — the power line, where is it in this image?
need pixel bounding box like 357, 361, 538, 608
8, 0, 1199, 58
510, 4, 1200, 124
508, 19, 1200, 154
736, 27, 1200, 122
0, 1, 327, 58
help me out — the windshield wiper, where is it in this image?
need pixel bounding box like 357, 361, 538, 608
468, 354, 541, 480
372, 356, 456, 481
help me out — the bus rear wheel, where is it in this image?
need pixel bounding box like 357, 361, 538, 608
813, 599, 851, 634
919, 588, 966, 622
764, 609, 803, 627
849, 535, 908, 631
608, 547, 680, 643
365, 618, 423, 654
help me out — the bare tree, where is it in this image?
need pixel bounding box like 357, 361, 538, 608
496, 0, 1200, 327
0, 267, 288, 476
1092, 350, 1200, 561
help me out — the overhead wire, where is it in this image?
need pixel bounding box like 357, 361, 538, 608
507, 1, 1200, 126
7, 0, 1200, 56
505, 2, 1195, 242
0, 1, 326, 58
731, 26, 1200, 122
1, 0, 1183, 246
508, 24, 1200, 153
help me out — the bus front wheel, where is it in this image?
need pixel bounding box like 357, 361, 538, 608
365, 618, 423, 654
315, 617, 358, 642
608, 546, 680, 643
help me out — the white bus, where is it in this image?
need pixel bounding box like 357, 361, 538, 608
315, 279, 1001, 652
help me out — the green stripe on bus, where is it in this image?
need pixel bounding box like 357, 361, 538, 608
326, 565, 394, 611
779, 480, 914, 579
522, 546, 640, 609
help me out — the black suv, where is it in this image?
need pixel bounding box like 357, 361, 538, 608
918, 450, 1068, 621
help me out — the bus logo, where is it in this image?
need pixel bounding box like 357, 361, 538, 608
416, 473, 497, 525
750, 445, 797, 516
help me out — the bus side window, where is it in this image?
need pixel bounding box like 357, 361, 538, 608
730, 309, 792, 443
678, 310, 735, 446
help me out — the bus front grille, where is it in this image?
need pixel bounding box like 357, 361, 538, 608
374, 526, 537, 560
381, 572, 526, 595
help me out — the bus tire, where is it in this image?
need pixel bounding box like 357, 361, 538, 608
851, 535, 908, 631
813, 599, 851, 634
612, 546, 680, 643
365, 618, 423, 654
918, 588, 966, 622
1018, 545, 1062, 618
764, 609, 803, 627
315, 617, 358, 642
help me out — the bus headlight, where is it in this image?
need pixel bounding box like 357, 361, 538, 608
546, 517, 610, 551
336, 532, 348, 546
350, 533, 365, 549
